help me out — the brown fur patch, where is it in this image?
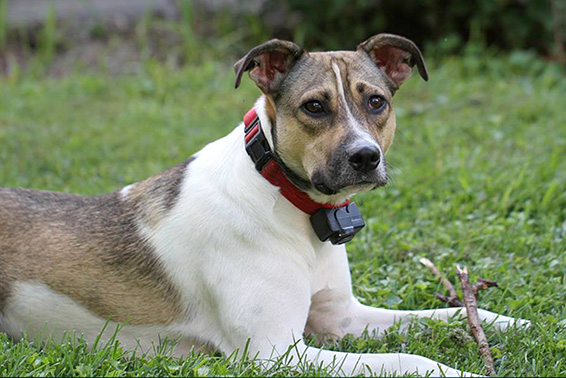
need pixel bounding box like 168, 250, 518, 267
379, 111, 397, 152
0, 158, 192, 324
125, 159, 191, 228
265, 95, 277, 125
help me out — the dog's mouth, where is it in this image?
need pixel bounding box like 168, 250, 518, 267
306, 150, 389, 198
278, 154, 388, 198
313, 181, 339, 195
311, 176, 387, 196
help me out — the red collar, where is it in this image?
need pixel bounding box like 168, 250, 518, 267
243, 108, 350, 215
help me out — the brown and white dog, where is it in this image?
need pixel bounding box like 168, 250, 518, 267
0, 34, 527, 376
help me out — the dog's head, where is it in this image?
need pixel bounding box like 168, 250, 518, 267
235, 34, 428, 203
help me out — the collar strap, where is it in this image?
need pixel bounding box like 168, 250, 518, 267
243, 108, 350, 215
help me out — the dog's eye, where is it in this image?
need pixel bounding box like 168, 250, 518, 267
368, 96, 387, 112
302, 101, 325, 115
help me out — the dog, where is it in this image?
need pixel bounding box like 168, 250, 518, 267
0, 34, 528, 376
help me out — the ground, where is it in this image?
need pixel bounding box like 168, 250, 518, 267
0, 50, 565, 376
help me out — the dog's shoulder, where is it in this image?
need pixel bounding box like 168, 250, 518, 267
120, 156, 194, 228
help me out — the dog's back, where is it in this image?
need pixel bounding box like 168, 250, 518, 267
0, 183, 185, 339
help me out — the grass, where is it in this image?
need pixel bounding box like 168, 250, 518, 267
1, 49, 565, 376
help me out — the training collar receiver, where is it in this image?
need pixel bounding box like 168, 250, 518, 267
310, 203, 365, 245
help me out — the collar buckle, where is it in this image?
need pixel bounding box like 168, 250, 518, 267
244, 110, 272, 172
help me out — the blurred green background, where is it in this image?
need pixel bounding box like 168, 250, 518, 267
1, 0, 565, 76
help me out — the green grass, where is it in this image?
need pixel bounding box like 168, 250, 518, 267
1, 51, 565, 376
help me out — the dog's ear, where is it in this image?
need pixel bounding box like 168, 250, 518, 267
234, 39, 305, 93
358, 33, 428, 89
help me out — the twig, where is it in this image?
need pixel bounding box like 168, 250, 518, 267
419, 258, 464, 307
419, 259, 500, 375
456, 265, 496, 376
473, 278, 499, 299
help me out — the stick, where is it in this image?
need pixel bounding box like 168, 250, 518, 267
456, 265, 496, 376
419, 259, 499, 375
419, 258, 464, 307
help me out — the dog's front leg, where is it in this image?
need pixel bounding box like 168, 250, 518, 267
326, 298, 529, 337
209, 249, 473, 377
237, 326, 475, 376
258, 339, 477, 376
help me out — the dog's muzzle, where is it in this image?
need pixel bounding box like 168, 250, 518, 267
311, 144, 387, 195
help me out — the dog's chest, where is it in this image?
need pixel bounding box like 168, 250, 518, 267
133, 132, 326, 327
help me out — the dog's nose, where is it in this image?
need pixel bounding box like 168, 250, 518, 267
349, 146, 380, 173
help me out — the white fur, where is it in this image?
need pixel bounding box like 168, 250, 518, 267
4, 97, 529, 376
120, 184, 134, 198
331, 62, 356, 128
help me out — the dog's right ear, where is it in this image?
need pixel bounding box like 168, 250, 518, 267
234, 39, 305, 93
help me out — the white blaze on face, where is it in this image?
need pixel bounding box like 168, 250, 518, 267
331, 61, 383, 161
331, 61, 358, 128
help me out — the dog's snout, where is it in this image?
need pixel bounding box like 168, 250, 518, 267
348, 146, 380, 173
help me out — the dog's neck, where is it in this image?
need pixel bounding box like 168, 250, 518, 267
252, 96, 354, 206
241, 98, 364, 244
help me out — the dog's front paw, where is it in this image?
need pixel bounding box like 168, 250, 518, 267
387, 355, 484, 378
436, 365, 484, 377
477, 309, 530, 331
491, 315, 530, 331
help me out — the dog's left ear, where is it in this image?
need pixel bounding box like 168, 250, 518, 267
234, 39, 305, 93
358, 33, 428, 89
